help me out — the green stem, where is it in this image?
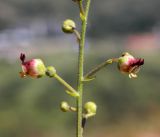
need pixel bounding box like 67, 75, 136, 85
77, 0, 91, 137
78, 1, 85, 15
74, 29, 81, 43
54, 74, 79, 97
84, 59, 117, 79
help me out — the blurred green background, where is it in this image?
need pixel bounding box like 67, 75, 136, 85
0, 0, 160, 137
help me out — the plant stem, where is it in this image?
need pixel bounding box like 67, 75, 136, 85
73, 29, 81, 43
78, 1, 85, 15
77, 0, 91, 137
54, 74, 79, 97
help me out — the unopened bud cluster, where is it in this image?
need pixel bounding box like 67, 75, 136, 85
19, 53, 58, 78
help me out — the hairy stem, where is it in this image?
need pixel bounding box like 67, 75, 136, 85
77, 0, 91, 137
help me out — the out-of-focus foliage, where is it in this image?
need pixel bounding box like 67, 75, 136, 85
0, 0, 160, 36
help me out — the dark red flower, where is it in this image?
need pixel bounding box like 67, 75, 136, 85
118, 52, 144, 78
19, 53, 46, 78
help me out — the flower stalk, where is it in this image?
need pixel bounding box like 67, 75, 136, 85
78, 1, 85, 16
84, 58, 117, 79
54, 73, 79, 97
73, 29, 81, 43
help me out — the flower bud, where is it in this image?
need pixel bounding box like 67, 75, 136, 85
84, 101, 97, 118
118, 52, 144, 78
19, 53, 46, 78
46, 66, 56, 77
60, 101, 77, 112
62, 19, 76, 33
60, 101, 70, 112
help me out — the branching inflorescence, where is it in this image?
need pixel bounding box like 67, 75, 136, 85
19, 0, 144, 137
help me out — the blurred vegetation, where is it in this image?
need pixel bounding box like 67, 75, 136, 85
0, 0, 160, 36
0, 49, 160, 137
